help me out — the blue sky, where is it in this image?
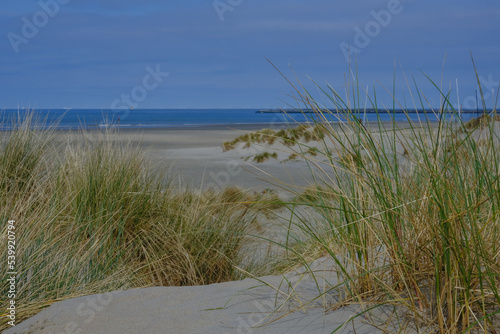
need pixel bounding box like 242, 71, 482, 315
0, 0, 499, 109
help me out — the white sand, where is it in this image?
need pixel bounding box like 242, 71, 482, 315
5, 258, 391, 334
51, 124, 334, 194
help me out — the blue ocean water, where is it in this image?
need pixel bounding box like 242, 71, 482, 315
0, 108, 485, 130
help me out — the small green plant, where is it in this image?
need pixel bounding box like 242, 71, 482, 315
222, 128, 280, 151
222, 141, 235, 151
283, 153, 299, 163
223, 125, 328, 152
463, 114, 500, 130
253, 151, 278, 163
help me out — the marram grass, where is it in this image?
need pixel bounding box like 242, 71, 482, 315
265, 66, 500, 333
0, 117, 269, 330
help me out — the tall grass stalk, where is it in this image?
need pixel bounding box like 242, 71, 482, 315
276, 67, 500, 333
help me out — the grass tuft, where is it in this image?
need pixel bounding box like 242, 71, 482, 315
270, 67, 500, 333
0, 118, 259, 330
253, 151, 278, 163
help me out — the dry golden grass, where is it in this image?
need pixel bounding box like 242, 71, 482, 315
0, 117, 267, 331
269, 99, 500, 332
222, 125, 327, 152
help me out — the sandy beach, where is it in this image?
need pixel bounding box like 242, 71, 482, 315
50, 120, 423, 194
4, 258, 388, 334
50, 123, 338, 194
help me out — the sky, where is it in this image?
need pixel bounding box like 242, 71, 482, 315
0, 0, 499, 110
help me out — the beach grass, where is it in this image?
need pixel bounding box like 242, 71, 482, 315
253, 151, 278, 163
222, 124, 326, 152
0, 117, 267, 330
257, 65, 500, 333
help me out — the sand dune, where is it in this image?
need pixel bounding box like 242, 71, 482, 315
5, 258, 387, 334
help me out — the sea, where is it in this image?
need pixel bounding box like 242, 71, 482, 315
0, 108, 487, 130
